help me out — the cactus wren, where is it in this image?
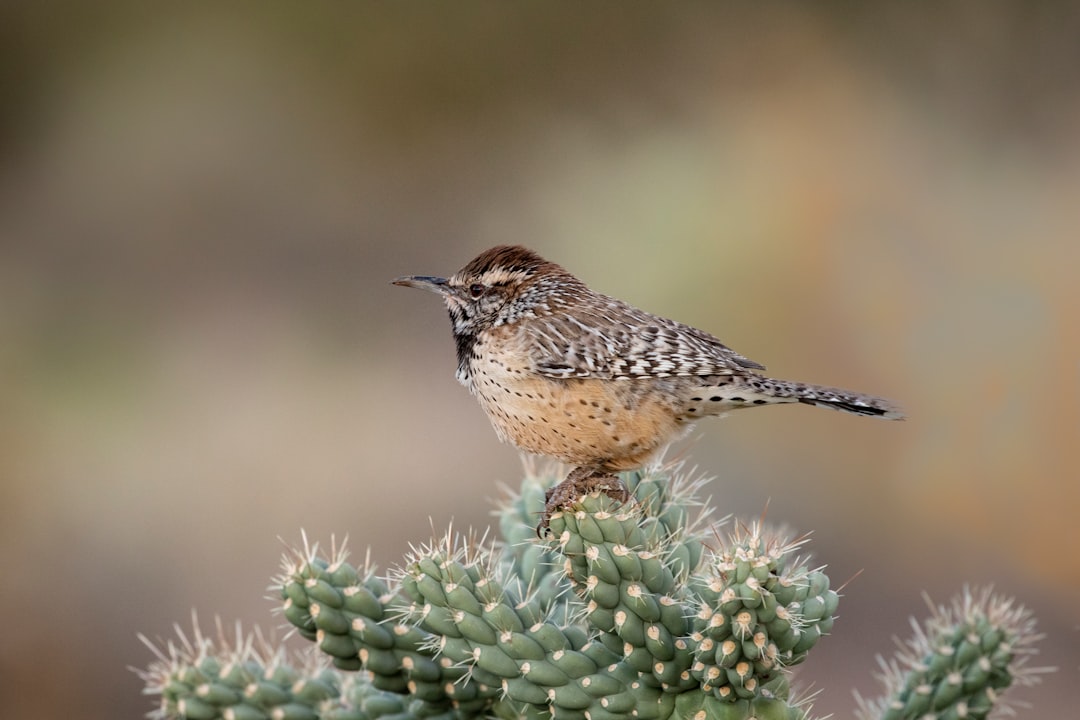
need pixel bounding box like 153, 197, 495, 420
394, 246, 902, 531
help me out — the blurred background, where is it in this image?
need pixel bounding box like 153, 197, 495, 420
1, 2, 1077, 717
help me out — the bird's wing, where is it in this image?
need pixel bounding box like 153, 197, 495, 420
528, 296, 764, 380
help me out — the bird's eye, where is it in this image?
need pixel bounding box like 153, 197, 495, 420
468, 283, 485, 299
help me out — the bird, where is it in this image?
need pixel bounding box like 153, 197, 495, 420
393, 245, 903, 532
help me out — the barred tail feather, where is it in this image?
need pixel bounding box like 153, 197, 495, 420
747, 377, 905, 420
796, 392, 904, 419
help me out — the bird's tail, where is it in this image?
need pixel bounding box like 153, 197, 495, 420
740, 376, 905, 420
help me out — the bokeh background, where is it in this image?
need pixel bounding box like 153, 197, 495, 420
1, 3, 1077, 717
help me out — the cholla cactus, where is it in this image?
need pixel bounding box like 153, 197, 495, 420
855, 587, 1050, 720
273, 466, 827, 720
687, 525, 836, 703
136, 617, 342, 720
139, 465, 1047, 720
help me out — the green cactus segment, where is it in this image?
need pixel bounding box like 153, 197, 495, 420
138, 622, 341, 720
674, 693, 805, 720
321, 673, 485, 720
611, 470, 710, 582
397, 529, 650, 718
496, 470, 566, 612
542, 468, 723, 696
550, 510, 696, 692
277, 546, 474, 714
856, 587, 1046, 720
688, 525, 837, 703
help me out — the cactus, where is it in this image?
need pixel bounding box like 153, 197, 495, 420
854, 587, 1049, 720
136, 617, 341, 720
138, 464, 1047, 719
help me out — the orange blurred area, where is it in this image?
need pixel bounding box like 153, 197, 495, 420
1, 4, 1077, 718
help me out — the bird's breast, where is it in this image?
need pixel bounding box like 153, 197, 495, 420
466, 335, 684, 470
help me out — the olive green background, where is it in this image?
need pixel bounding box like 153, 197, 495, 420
1, 3, 1077, 718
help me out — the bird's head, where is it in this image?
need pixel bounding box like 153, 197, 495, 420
393, 245, 580, 336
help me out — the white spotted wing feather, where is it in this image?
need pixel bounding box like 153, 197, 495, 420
527, 293, 764, 380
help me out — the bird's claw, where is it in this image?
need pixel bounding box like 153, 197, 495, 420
535, 470, 629, 538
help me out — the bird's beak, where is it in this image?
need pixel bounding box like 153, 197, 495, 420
392, 275, 453, 296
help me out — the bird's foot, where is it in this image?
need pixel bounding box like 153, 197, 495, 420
537, 468, 629, 537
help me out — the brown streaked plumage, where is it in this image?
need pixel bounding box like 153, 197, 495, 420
393, 245, 903, 531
